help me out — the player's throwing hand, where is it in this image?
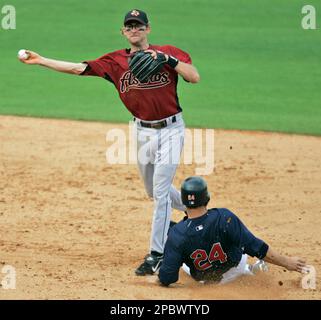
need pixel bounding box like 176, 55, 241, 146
18, 50, 42, 64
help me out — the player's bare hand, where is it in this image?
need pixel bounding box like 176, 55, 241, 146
285, 257, 307, 273
18, 50, 43, 65
144, 49, 157, 59
144, 49, 168, 61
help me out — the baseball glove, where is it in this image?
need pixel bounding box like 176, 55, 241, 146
129, 51, 167, 83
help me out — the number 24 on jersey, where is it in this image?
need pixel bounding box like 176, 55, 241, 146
190, 243, 227, 271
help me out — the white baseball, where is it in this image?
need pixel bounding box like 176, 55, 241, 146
18, 49, 29, 60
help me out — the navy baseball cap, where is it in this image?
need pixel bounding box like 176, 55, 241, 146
124, 9, 149, 26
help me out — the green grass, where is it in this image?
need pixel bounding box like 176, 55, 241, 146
0, 0, 320, 135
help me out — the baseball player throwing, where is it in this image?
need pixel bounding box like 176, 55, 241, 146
159, 176, 308, 286
18, 9, 200, 276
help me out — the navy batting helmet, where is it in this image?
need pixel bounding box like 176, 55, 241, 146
181, 176, 210, 208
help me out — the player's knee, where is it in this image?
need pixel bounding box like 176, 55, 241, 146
153, 188, 160, 200
153, 189, 168, 201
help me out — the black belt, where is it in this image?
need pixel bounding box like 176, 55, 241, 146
135, 115, 176, 129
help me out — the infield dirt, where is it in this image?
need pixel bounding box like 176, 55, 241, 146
0, 115, 320, 299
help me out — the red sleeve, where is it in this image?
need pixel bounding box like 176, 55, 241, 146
80, 54, 115, 78
168, 46, 192, 64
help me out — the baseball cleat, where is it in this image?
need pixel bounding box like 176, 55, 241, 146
135, 253, 163, 276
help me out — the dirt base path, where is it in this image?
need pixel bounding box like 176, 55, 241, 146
0, 116, 320, 299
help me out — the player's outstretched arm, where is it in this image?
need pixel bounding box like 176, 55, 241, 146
18, 50, 87, 75
263, 247, 307, 273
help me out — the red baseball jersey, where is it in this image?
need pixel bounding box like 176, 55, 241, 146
81, 45, 192, 121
